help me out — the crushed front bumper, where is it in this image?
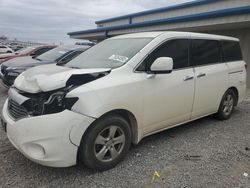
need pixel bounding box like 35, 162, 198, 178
2, 100, 95, 167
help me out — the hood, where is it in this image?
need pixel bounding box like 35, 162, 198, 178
3, 56, 39, 68
3, 56, 55, 69
14, 64, 111, 93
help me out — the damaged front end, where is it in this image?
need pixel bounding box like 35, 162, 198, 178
8, 86, 78, 120
8, 71, 109, 120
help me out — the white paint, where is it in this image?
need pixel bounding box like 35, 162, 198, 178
2, 32, 247, 167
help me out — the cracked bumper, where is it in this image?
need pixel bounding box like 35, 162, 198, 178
2, 100, 95, 167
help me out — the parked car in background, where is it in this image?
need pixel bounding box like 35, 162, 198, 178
1, 32, 246, 170
0, 45, 14, 54
0, 45, 56, 64
12, 45, 24, 52
0, 45, 90, 87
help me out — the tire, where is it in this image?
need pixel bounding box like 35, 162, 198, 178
215, 89, 236, 120
6, 51, 12, 53
78, 114, 131, 171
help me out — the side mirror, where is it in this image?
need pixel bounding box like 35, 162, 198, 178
150, 57, 173, 74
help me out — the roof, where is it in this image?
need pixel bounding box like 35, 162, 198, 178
110, 31, 239, 41
95, 0, 219, 24
110, 32, 164, 39
68, 5, 250, 37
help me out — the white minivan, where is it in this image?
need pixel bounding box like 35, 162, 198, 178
1, 32, 247, 170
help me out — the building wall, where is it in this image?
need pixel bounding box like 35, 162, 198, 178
132, 0, 250, 24
97, 0, 250, 27
97, 18, 129, 27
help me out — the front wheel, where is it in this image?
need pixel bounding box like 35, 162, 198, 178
215, 89, 236, 120
78, 115, 131, 171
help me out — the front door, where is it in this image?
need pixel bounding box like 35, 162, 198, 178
137, 39, 195, 134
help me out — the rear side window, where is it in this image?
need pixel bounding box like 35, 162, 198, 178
137, 39, 189, 71
191, 39, 221, 66
222, 41, 242, 62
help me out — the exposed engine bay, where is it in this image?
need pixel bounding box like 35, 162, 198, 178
8, 71, 110, 120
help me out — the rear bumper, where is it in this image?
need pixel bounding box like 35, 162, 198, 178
2, 99, 95, 167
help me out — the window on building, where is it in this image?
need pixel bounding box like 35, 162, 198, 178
137, 39, 189, 71
191, 39, 221, 66
222, 41, 242, 62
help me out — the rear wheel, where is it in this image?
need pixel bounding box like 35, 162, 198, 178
78, 115, 131, 171
215, 89, 236, 120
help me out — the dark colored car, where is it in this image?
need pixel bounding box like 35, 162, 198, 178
0, 45, 90, 87
0, 45, 57, 64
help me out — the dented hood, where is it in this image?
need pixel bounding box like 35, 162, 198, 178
14, 64, 110, 93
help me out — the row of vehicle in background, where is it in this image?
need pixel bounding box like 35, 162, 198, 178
0, 45, 56, 63
0, 45, 90, 87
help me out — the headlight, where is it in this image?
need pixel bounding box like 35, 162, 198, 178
42, 87, 78, 114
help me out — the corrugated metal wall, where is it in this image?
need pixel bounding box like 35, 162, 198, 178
132, 0, 250, 24
98, 0, 250, 27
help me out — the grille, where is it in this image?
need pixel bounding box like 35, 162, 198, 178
8, 99, 29, 120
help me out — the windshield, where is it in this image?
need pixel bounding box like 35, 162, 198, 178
36, 46, 70, 61
65, 38, 152, 69
16, 46, 35, 55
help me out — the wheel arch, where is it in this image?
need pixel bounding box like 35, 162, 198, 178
80, 109, 139, 146
76, 109, 140, 165
227, 86, 239, 106
97, 109, 139, 144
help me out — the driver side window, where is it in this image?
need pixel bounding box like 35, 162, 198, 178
136, 39, 190, 71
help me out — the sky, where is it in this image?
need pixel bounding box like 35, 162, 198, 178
0, 0, 191, 44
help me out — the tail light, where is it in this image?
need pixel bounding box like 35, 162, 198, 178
245, 63, 248, 70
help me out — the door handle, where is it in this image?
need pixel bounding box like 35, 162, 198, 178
183, 76, 194, 81
197, 73, 206, 78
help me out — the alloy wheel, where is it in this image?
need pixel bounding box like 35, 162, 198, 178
94, 125, 125, 162
222, 94, 234, 116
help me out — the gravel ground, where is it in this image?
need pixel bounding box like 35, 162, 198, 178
0, 86, 249, 188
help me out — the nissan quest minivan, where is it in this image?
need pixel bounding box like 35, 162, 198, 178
1, 32, 247, 170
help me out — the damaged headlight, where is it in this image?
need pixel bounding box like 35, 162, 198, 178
42, 87, 78, 114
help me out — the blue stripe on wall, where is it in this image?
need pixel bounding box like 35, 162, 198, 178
68, 6, 250, 36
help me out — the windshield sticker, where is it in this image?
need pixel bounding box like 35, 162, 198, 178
109, 54, 129, 63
